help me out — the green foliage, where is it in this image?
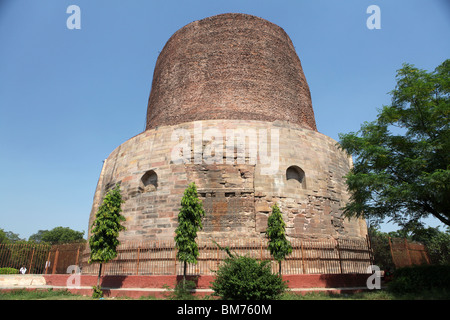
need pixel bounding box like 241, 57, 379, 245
0, 228, 23, 243
367, 226, 394, 270
0, 229, 6, 244
369, 224, 450, 267
339, 59, 450, 227
163, 279, 198, 300
389, 223, 450, 265
266, 204, 292, 261
0, 242, 51, 272
266, 204, 292, 274
29, 227, 85, 244
424, 228, 450, 265
0, 267, 19, 274
91, 285, 103, 299
211, 255, 288, 300
388, 265, 450, 295
174, 183, 205, 266
89, 184, 126, 264
0, 288, 82, 300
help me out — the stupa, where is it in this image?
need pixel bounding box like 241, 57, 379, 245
87, 13, 367, 243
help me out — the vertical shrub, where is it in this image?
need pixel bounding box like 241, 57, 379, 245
174, 182, 205, 285
266, 203, 292, 275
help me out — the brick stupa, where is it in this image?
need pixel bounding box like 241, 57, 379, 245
87, 13, 367, 245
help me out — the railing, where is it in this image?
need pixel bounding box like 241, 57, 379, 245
388, 237, 430, 268
0, 243, 84, 275
1, 237, 373, 275
81, 237, 373, 275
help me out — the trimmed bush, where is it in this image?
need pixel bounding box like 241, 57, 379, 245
388, 265, 450, 294
0, 268, 19, 274
211, 255, 288, 300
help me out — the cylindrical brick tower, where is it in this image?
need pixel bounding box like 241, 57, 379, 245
146, 13, 317, 131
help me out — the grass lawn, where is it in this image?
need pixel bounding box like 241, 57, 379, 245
280, 289, 450, 300
0, 288, 92, 300
1, 288, 448, 300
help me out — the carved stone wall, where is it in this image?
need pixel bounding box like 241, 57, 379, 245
87, 120, 367, 242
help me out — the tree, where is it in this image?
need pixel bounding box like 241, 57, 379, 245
266, 203, 292, 275
0, 229, 7, 244
88, 184, 126, 293
424, 227, 450, 265
174, 182, 205, 285
0, 229, 22, 243
367, 226, 394, 270
339, 59, 450, 228
389, 223, 450, 265
29, 227, 85, 244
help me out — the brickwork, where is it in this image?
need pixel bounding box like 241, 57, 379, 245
87, 120, 367, 243
37, 274, 371, 298
146, 13, 317, 131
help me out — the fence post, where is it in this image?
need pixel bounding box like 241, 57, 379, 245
336, 240, 343, 274
404, 238, 412, 266
136, 246, 140, 276
52, 248, 59, 274
260, 239, 263, 261
75, 246, 80, 267
300, 240, 306, 274
366, 234, 374, 267
44, 251, 51, 275
28, 247, 35, 274
216, 241, 219, 271
423, 243, 431, 265
173, 244, 177, 275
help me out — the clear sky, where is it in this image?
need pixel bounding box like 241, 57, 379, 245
1, 0, 449, 240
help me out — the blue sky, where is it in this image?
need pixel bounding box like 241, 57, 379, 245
0, 0, 449, 240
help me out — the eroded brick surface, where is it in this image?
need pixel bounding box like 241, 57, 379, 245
87, 120, 367, 242
145, 13, 317, 131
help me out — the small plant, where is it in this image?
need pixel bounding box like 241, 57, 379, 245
92, 285, 103, 299
163, 279, 198, 300
0, 267, 19, 274
211, 255, 288, 300
266, 203, 292, 275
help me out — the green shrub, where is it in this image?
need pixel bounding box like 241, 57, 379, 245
211, 255, 288, 300
388, 265, 450, 294
0, 267, 19, 274
92, 285, 103, 299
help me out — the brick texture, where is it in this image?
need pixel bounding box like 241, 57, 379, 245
145, 13, 317, 131
87, 120, 367, 242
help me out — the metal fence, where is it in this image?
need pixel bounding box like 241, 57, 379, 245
81, 237, 374, 275
388, 237, 430, 268
0, 243, 85, 274
1, 237, 373, 276
1, 237, 433, 275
